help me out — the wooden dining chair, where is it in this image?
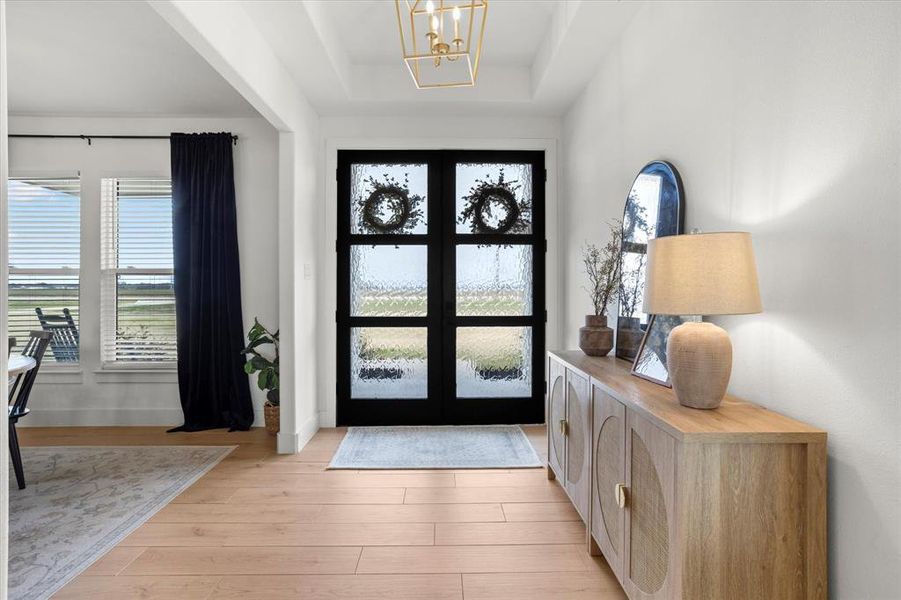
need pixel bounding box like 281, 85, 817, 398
35, 307, 79, 363
8, 330, 52, 490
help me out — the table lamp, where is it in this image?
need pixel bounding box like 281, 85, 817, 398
643, 232, 762, 409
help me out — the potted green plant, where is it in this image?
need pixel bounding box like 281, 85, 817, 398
241, 318, 280, 435
580, 220, 622, 356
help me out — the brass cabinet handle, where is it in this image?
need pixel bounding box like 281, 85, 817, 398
615, 483, 628, 508
559, 419, 568, 436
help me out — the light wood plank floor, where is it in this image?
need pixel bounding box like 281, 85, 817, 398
18, 426, 626, 600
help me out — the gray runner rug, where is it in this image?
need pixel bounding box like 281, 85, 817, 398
328, 425, 541, 469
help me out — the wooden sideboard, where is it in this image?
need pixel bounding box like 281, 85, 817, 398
547, 350, 827, 600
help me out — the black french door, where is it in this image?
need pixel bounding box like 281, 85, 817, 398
337, 150, 545, 426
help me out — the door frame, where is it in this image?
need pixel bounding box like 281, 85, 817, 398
335, 149, 546, 426
321, 137, 560, 428
439, 149, 546, 425
335, 149, 443, 426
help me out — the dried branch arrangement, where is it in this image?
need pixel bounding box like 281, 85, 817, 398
582, 220, 623, 317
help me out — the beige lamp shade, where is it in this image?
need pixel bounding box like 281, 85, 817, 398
643, 232, 762, 316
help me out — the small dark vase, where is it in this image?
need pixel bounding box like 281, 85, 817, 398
579, 315, 614, 357
616, 315, 643, 360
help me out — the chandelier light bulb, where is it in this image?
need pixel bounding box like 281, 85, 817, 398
453, 5, 461, 21
426, 0, 435, 14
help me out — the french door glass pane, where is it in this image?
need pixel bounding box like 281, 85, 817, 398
351, 327, 427, 399
456, 326, 532, 398
351, 245, 427, 317
456, 244, 532, 316
456, 163, 533, 234
350, 163, 428, 235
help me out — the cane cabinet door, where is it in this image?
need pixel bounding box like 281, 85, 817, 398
547, 356, 566, 480
624, 410, 677, 600
591, 385, 626, 583
564, 368, 591, 519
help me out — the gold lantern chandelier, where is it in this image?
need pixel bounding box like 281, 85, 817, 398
395, 1, 488, 89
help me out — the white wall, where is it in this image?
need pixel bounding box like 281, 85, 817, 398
150, 0, 323, 454
287, 120, 322, 452
8, 115, 279, 427
561, 2, 900, 597
318, 115, 561, 426
1, 0, 10, 594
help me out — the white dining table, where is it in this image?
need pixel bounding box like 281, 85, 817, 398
8, 355, 36, 390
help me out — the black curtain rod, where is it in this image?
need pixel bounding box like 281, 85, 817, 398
9, 133, 238, 146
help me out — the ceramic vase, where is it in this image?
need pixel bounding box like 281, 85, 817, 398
579, 315, 614, 357
667, 322, 733, 409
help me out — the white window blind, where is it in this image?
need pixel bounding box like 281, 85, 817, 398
7, 177, 81, 363
101, 178, 177, 365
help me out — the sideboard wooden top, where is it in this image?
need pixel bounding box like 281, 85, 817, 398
549, 350, 825, 443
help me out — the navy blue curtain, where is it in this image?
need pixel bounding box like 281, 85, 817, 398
168, 132, 253, 432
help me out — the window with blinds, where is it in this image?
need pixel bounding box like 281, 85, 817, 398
8, 178, 81, 363
101, 178, 177, 365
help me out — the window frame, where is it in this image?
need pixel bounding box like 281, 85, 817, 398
7, 175, 82, 367
100, 177, 177, 370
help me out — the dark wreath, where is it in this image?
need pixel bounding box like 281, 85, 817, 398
357, 174, 424, 234
459, 170, 531, 235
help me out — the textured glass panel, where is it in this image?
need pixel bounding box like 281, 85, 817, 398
456, 327, 532, 398
351, 327, 427, 398
456, 245, 532, 316
351, 245, 427, 317
351, 163, 428, 234
456, 163, 532, 234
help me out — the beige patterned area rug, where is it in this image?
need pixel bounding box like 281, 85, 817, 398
8, 445, 234, 600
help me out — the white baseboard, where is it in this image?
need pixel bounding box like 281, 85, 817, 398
320, 409, 336, 428
21, 408, 184, 427
297, 413, 319, 449
276, 431, 298, 453
277, 413, 320, 455
21, 408, 266, 428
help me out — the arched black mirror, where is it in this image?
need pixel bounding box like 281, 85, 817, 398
615, 161, 684, 361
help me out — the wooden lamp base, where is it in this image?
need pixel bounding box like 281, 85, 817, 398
666, 322, 732, 409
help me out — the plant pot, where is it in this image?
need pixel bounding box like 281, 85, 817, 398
263, 402, 280, 436
579, 315, 614, 357
615, 315, 644, 360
